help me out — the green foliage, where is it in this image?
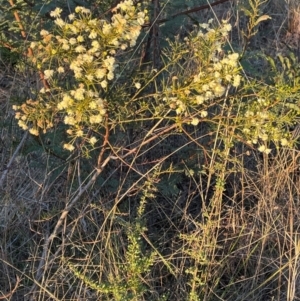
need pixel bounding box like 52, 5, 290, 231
66, 176, 157, 300
0, 46, 20, 65
239, 0, 271, 56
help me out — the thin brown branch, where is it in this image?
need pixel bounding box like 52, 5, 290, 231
97, 114, 110, 168
0, 41, 15, 50
142, 0, 233, 27
9, 0, 26, 39
8, 0, 50, 90
0, 275, 21, 300
121, 122, 178, 159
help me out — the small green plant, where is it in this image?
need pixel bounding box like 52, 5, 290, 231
240, 0, 271, 56
66, 176, 156, 301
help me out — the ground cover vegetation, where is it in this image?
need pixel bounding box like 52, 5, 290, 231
1, 0, 300, 300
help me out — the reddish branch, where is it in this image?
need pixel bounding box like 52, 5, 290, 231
9, 0, 27, 39
8, 0, 50, 90
97, 114, 110, 168
0, 275, 21, 300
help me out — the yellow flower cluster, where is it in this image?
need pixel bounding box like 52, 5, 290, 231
13, 1, 146, 151
164, 20, 240, 122
57, 84, 106, 126
191, 21, 241, 103
242, 97, 293, 154
33, 2, 145, 87
13, 100, 55, 135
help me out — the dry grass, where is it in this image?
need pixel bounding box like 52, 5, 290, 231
1, 0, 300, 300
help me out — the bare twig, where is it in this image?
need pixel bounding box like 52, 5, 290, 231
0, 275, 21, 300
9, 0, 27, 40
142, 0, 233, 28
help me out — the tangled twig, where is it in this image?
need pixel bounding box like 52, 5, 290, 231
0, 275, 21, 300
